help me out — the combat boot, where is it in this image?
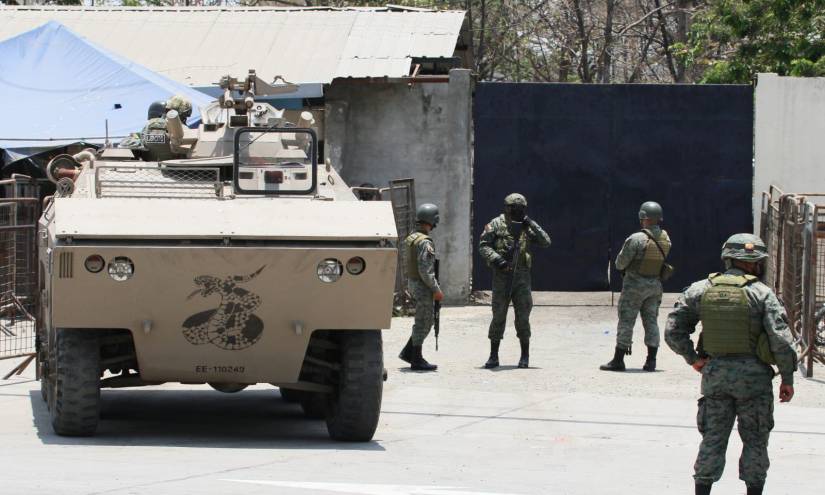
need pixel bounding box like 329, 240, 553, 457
484, 340, 500, 369
599, 346, 627, 372
398, 338, 413, 364
410, 345, 437, 371
517, 339, 529, 368
746, 484, 763, 495
642, 345, 658, 372
695, 483, 712, 495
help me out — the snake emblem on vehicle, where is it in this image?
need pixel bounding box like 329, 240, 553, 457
182, 266, 266, 350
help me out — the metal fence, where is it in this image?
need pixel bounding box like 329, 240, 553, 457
760, 186, 825, 377
0, 176, 41, 378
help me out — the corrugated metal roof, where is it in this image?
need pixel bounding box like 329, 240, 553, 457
0, 6, 465, 86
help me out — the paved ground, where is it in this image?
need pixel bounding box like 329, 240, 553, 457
1, 294, 823, 495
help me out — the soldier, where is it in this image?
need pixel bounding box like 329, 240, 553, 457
142, 95, 193, 133
479, 193, 551, 369
600, 201, 670, 372
140, 95, 193, 161
665, 234, 796, 495
117, 99, 168, 149
398, 203, 444, 371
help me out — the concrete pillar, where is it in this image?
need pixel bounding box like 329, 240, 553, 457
754, 73, 825, 230
324, 69, 474, 304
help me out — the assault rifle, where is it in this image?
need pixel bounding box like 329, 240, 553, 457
504, 221, 525, 301
434, 258, 441, 351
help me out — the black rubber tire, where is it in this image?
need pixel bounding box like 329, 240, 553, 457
49, 329, 101, 436
279, 387, 303, 404
299, 392, 329, 419
326, 331, 383, 442
40, 373, 49, 402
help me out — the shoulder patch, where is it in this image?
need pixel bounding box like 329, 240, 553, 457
143, 133, 166, 144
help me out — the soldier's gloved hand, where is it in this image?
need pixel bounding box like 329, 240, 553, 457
494, 257, 510, 271
433, 290, 444, 302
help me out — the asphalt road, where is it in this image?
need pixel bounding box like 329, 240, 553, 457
1, 296, 823, 495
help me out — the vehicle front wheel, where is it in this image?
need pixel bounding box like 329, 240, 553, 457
49, 329, 101, 436
326, 331, 383, 442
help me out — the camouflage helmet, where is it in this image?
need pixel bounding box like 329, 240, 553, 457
504, 193, 527, 207
147, 100, 167, 119
638, 201, 663, 222
416, 203, 440, 228
721, 233, 768, 263
166, 95, 192, 121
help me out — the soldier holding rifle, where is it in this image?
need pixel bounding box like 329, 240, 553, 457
398, 204, 444, 371
479, 193, 551, 369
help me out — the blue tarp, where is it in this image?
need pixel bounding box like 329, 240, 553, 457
0, 21, 212, 164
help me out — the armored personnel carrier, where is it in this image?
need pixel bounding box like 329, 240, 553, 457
37, 71, 397, 441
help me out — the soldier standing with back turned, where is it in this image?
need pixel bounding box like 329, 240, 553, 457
398, 204, 444, 371
479, 193, 551, 369
665, 234, 797, 495
601, 201, 670, 372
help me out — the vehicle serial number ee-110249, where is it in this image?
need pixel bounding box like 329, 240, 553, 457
195, 365, 246, 374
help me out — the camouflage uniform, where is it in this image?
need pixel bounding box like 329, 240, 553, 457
406, 230, 441, 346
479, 214, 551, 341
665, 268, 797, 490
138, 95, 193, 161
614, 226, 670, 350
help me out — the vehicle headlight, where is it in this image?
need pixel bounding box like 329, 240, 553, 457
108, 256, 135, 282
84, 254, 105, 273
317, 259, 342, 283
346, 256, 366, 275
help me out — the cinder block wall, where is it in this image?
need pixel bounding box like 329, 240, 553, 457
324, 69, 473, 304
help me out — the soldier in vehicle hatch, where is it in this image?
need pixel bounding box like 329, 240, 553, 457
398, 204, 444, 371
478, 193, 551, 369
140, 95, 193, 161
601, 201, 671, 372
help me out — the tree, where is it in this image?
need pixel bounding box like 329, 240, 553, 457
690, 0, 825, 83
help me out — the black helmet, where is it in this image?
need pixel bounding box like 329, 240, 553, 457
638, 201, 663, 222
147, 100, 167, 119
416, 203, 440, 228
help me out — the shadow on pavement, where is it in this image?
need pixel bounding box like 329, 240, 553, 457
30, 389, 385, 451
0, 379, 36, 387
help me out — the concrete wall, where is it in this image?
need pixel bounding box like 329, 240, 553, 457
755, 74, 825, 229
325, 69, 473, 303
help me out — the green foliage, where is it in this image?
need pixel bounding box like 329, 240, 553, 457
691, 0, 825, 83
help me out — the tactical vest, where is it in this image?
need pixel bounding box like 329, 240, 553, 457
700, 273, 764, 357
491, 218, 531, 269
634, 230, 671, 277
404, 232, 430, 280
141, 118, 177, 161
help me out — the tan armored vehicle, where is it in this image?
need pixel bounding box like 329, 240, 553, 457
37, 71, 397, 441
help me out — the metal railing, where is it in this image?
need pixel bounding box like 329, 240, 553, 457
0, 177, 41, 378
760, 186, 825, 376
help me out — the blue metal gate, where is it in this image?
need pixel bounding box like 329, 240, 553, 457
472, 83, 753, 292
